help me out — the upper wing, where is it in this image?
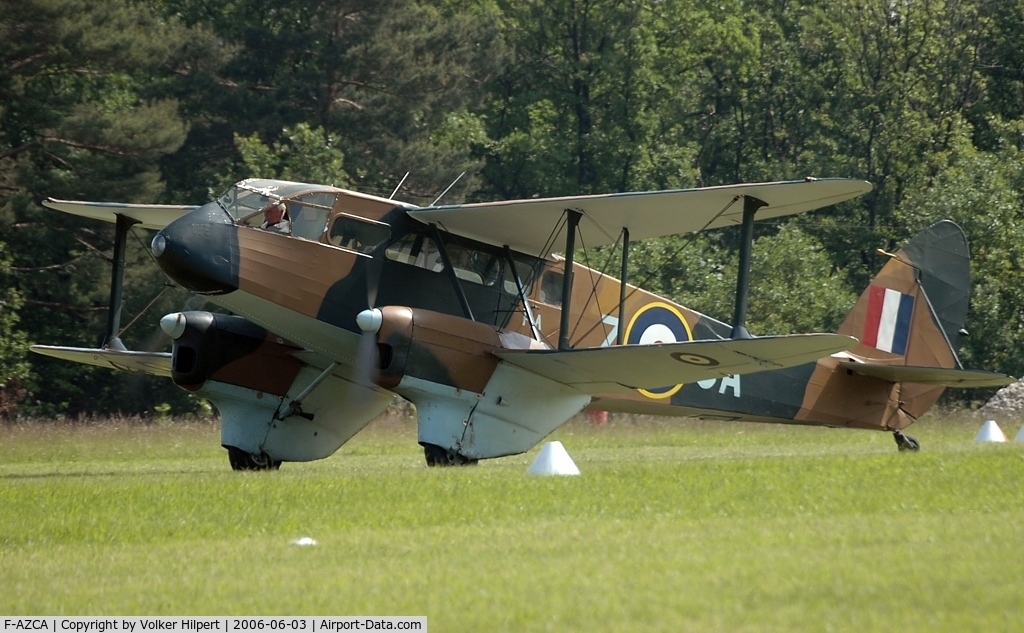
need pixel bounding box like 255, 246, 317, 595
496, 333, 856, 394
839, 362, 1015, 388
43, 199, 197, 230
31, 345, 172, 377
408, 178, 871, 258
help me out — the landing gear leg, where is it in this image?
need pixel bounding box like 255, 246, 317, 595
422, 443, 478, 467
893, 430, 921, 452
226, 446, 282, 471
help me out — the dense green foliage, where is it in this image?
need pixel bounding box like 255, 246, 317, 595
1, 0, 1023, 414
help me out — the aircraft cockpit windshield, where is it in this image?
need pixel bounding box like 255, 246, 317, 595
217, 179, 341, 239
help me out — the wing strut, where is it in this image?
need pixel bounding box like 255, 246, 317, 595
617, 227, 630, 345
558, 210, 582, 350
504, 246, 542, 342
103, 213, 140, 350
730, 196, 766, 340
429, 223, 475, 321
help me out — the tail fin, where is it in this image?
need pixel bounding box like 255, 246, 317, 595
837, 219, 969, 367
835, 221, 1012, 423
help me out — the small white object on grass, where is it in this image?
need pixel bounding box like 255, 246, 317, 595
527, 441, 580, 476
1015, 424, 1024, 442
975, 420, 1007, 443
290, 537, 318, 546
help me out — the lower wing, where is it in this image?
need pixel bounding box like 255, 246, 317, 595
497, 334, 856, 393
31, 345, 172, 377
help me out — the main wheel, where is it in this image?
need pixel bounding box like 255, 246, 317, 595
893, 431, 921, 452
422, 443, 478, 467
226, 446, 282, 471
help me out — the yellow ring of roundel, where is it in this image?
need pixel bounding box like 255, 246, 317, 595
622, 301, 694, 399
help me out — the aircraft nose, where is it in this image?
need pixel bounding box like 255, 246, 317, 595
152, 203, 238, 294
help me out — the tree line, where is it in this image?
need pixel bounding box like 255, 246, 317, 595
2, 0, 1023, 416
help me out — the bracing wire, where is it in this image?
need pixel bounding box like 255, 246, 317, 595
567, 195, 742, 345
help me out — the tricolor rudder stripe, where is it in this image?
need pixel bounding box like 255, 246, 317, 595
862, 286, 915, 355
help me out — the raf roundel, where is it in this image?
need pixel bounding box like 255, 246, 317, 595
623, 302, 694, 398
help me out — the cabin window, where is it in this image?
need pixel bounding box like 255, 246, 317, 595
386, 234, 442, 269
329, 216, 390, 254
539, 271, 564, 306
503, 258, 536, 296
444, 242, 499, 285
385, 233, 503, 287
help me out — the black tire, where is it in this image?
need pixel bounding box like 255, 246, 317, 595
422, 443, 478, 467
893, 431, 921, 452
226, 446, 282, 471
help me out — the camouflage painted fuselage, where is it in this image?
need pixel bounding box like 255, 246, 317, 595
152, 181, 970, 462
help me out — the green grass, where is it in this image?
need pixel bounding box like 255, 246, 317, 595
2, 412, 1024, 631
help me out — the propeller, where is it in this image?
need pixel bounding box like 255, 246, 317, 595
349, 253, 387, 393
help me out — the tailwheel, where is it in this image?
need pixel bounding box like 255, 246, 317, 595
226, 446, 282, 471
893, 430, 921, 452
422, 443, 478, 467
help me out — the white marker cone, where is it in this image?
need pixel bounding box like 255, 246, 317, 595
1015, 424, 1024, 442
527, 441, 580, 476
975, 420, 1007, 443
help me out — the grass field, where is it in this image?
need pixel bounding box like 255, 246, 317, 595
2, 411, 1024, 631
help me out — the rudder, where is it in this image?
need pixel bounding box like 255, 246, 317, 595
837, 220, 969, 369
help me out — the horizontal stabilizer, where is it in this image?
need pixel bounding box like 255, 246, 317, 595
31, 345, 172, 377
497, 333, 856, 394
42, 199, 197, 230
839, 362, 1015, 388
409, 178, 871, 258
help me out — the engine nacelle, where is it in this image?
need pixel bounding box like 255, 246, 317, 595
167, 311, 302, 395
370, 306, 589, 461
375, 306, 503, 392
162, 311, 392, 463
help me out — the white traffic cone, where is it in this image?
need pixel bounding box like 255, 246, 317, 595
975, 420, 1007, 443
1014, 424, 1024, 442
527, 441, 580, 476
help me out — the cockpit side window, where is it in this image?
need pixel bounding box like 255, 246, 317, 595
288, 193, 335, 240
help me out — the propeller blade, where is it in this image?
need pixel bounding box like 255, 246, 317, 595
366, 254, 384, 309
353, 329, 380, 389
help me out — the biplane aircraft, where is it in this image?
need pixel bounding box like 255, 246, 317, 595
32, 177, 1013, 469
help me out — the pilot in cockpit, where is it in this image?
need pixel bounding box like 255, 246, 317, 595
259, 202, 291, 234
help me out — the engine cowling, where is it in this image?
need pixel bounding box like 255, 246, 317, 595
162, 311, 303, 395
371, 306, 504, 393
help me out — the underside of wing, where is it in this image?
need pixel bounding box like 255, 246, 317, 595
839, 362, 1015, 387
496, 334, 856, 394
31, 345, 172, 378
408, 178, 871, 258
43, 199, 197, 230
